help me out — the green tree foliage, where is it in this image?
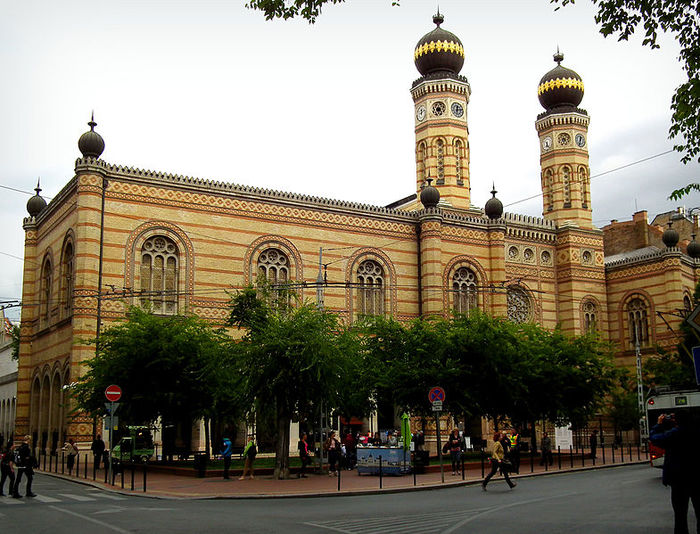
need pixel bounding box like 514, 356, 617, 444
227, 286, 369, 479
553, 0, 700, 168
72, 307, 231, 427
606, 371, 641, 435
10, 324, 20, 361
363, 312, 616, 428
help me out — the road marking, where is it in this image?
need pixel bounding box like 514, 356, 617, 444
0, 499, 24, 505
58, 493, 97, 502
33, 494, 61, 503
97, 493, 127, 500
49, 506, 132, 534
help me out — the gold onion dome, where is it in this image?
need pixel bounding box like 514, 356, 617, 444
538, 51, 584, 112
414, 12, 465, 76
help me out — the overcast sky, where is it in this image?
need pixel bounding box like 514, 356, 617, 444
1, 0, 698, 321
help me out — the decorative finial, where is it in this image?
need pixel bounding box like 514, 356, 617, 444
35, 177, 41, 195
88, 111, 96, 132
553, 48, 564, 65
433, 8, 444, 27
491, 182, 497, 196
426, 178, 433, 187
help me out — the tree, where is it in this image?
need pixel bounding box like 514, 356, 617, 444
10, 324, 19, 361
72, 307, 231, 444
227, 286, 368, 479
552, 0, 700, 170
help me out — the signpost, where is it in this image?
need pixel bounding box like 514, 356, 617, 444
429, 387, 446, 483
105, 385, 122, 484
693, 346, 700, 386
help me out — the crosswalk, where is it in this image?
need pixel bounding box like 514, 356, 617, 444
0, 487, 127, 506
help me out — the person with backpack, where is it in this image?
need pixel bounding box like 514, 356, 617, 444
239, 436, 257, 480
12, 435, 37, 498
0, 441, 15, 496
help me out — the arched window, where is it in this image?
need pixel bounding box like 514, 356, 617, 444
561, 166, 571, 206
453, 266, 477, 315
140, 236, 179, 314
417, 142, 427, 182
436, 139, 445, 185
684, 294, 692, 314
507, 286, 532, 323
357, 260, 384, 316
543, 169, 553, 212
40, 257, 52, 326
582, 299, 597, 333
454, 139, 464, 185
627, 297, 649, 347
257, 248, 289, 285
579, 166, 589, 208
59, 241, 74, 316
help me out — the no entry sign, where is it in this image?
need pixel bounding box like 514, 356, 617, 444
105, 384, 122, 402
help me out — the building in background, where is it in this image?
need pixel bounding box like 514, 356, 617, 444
14, 14, 699, 451
0, 311, 18, 446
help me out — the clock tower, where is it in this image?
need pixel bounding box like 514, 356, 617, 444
535, 52, 592, 228
412, 13, 471, 211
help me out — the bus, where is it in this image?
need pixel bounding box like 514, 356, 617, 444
645, 389, 700, 467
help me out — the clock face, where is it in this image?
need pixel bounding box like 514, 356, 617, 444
450, 102, 464, 118
575, 133, 586, 147
416, 105, 426, 121
431, 101, 446, 117
557, 132, 571, 146
542, 136, 552, 150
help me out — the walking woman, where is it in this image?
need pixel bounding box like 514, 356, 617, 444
0, 441, 15, 496
324, 431, 341, 476
482, 432, 516, 491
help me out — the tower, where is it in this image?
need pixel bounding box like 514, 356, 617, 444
535, 52, 592, 228
412, 13, 471, 210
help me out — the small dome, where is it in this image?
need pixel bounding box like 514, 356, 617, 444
420, 178, 440, 208
414, 13, 465, 77
27, 180, 47, 217
662, 222, 680, 248
687, 235, 700, 259
78, 113, 105, 158
537, 51, 584, 112
484, 185, 503, 220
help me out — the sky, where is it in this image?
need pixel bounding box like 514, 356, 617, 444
1, 0, 698, 321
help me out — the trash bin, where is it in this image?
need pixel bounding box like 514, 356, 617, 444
413, 450, 429, 474
193, 452, 208, 478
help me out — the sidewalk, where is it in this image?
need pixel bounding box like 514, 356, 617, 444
36, 451, 649, 499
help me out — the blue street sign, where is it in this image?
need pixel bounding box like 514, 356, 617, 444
692, 346, 700, 386
428, 386, 446, 403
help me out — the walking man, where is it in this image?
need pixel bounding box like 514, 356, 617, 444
12, 436, 36, 498
219, 437, 233, 479
589, 430, 598, 459
540, 432, 553, 466
0, 441, 15, 496
91, 434, 105, 470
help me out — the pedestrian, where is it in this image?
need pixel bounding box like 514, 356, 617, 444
238, 436, 257, 480
540, 432, 553, 466
0, 441, 15, 496
12, 435, 37, 498
447, 428, 462, 476
589, 430, 598, 459
63, 438, 79, 475
219, 437, 233, 479
482, 432, 516, 491
91, 434, 105, 470
370, 432, 381, 446
649, 412, 700, 534
324, 431, 341, 476
298, 432, 310, 478
343, 432, 356, 469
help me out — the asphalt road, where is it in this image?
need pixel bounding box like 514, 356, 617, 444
0, 464, 681, 533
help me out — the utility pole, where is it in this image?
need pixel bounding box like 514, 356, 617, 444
316, 247, 324, 310
634, 323, 647, 450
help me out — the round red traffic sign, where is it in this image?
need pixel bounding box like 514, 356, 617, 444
428, 386, 445, 403
105, 384, 122, 402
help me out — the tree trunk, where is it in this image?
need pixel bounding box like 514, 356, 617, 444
274, 413, 291, 479
204, 417, 210, 459
529, 420, 537, 454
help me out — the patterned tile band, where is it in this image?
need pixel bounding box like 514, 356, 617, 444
537, 77, 584, 95
414, 40, 465, 59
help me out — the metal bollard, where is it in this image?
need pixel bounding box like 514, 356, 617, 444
611, 443, 615, 463
76, 454, 80, 476
143, 462, 147, 492
84, 454, 88, 479
43, 453, 46, 471
413, 453, 416, 486
461, 455, 465, 480
530, 450, 534, 473
602, 442, 606, 464
592, 449, 596, 466
569, 446, 574, 468
637, 442, 640, 461
131, 464, 135, 491
621, 443, 625, 462
379, 456, 383, 489
581, 447, 585, 467
62, 452, 65, 474
481, 448, 485, 478
628, 443, 632, 461
337, 464, 341, 492
557, 446, 561, 470
49, 454, 52, 472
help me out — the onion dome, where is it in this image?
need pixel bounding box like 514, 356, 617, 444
78, 112, 105, 158
420, 178, 440, 208
26, 179, 47, 217
414, 12, 465, 77
484, 184, 503, 220
537, 50, 584, 112
662, 221, 680, 248
687, 234, 700, 259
